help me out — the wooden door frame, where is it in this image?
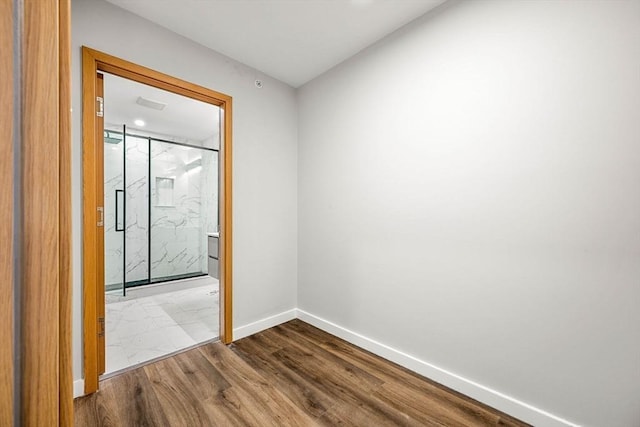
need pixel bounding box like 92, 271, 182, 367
95, 73, 106, 376
82, 47, 233, 394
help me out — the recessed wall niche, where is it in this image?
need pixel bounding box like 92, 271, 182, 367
155, 177, 174, 207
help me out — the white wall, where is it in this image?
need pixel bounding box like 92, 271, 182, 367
297, 1, 640, 426
71, 0, 298, 382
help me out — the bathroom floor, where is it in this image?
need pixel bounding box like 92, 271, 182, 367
104, 276, 219, 375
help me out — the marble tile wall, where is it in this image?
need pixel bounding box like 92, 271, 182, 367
150, 142, 209, 279
104, 133, 218, 288
199, 150, 218, 273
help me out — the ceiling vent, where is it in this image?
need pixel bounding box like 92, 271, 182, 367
136, 96, 167, 111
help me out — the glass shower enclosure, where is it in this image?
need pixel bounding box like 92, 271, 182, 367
104, 127, 219, 295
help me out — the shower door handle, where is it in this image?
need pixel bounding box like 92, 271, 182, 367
115, 189, 124, 231
97, 206, 104, 227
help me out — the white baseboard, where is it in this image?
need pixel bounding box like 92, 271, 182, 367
73, 379, 85, 399
233, 308, 297, 340
296, 309, 580, 427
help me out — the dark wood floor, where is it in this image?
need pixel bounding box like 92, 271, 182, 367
75, 319, 529, 426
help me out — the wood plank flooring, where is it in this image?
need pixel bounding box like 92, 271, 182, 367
74, 320, 529, 426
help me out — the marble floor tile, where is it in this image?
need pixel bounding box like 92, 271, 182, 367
103, 278, 219, 375
105, 344, 130, 373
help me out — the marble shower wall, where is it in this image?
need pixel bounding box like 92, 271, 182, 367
104, 133, 218, 288
200, 150, 218, 273
149, 141, 217, 280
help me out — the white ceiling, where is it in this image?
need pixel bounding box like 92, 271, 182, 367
104, 0, 446, 88
103, 72, 220, 143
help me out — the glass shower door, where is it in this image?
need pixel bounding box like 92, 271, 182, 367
103, 129, 125, 294
104, 129, 151, 296
123, 134, 150, 288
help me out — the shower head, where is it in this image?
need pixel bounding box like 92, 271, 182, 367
104, 131, 123, 144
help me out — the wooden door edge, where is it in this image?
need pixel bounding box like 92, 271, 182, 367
0, 0, 15, 422
59, 0, 73, 424
21, 0, 64, 423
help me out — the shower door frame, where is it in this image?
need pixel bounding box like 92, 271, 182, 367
81, 46, 233, 395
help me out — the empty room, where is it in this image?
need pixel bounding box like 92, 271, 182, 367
2, 0, 638, 426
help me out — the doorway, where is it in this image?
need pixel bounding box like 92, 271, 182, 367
82, 47, 233, 394
101, 71, 221, 374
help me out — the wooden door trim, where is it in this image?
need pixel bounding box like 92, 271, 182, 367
81, 48, 100, 394
95, 73, 106, 376
82, 47, 233, 394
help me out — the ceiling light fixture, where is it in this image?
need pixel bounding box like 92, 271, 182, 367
134, 119, 145, 127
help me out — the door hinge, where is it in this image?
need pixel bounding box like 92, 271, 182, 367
98, 317, 105, 337
97, 206, 104, 227
96, 96, 104, 117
